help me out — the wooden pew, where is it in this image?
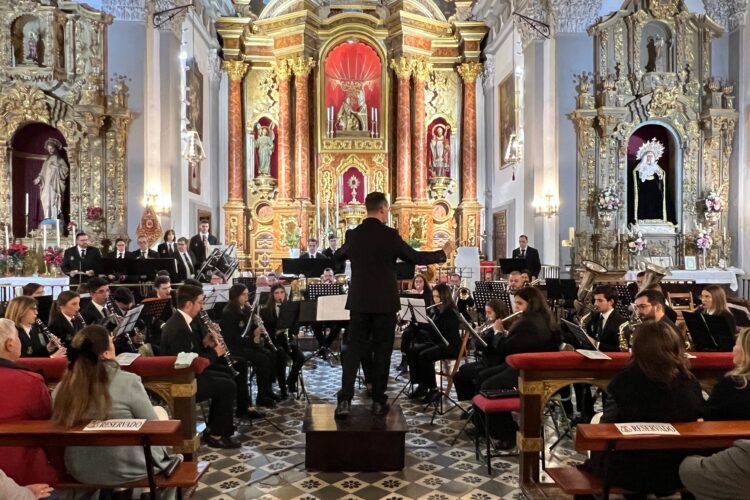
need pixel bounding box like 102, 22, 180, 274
16, 356, 210, 459
0, 419, 209, 499
504, 351, 733, 496
547, 421, 750, 499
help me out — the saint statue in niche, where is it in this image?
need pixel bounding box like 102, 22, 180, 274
33, 138, 69, 221
336, 93, 368, 132
429, 124, 451, 177
645, 35, 665, 73
632, 138, 667, 221
255, 124, 275, 176
26, 30, 39, 63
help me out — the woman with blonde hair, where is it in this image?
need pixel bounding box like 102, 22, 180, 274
705, 328, 750, 420
4, 296, 65, 358
52, 325, 180, 490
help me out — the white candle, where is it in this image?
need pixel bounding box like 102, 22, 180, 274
25, 194, 29, 215
43, 225, 48, 249
316, 192, 321, 239
56, 220, 60, 248
4, 224, 8, 249
569, 226, 574, 241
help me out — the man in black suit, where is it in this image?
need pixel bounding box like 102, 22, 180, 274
300, 237, 324, 259
189, 219, 219, 268
160, 284, 240, 449
322, 234, 338, 259
333, 192, 455, 418
80, 277, 112, 327
129, 235, 159, 260
61, 232, 101, 284
174, 237, 197, 282
511, 235, 541, 279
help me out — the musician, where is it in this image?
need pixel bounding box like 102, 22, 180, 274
332, 192, 453, 418
4, 296, 66, 358
699, 285, 737, 350
209, 271, 226, 285
396, 274, 433, 373
220, 284, 273, 416
61, 232, 101, 284
322, 234, 338, 259
112, 287, 135, 316
582, 321, 705, 496
256, 275, 269, 288
175, 237, 197, 282
301, 238, 324, 259
266, 272, 279, 286
447, 273, 474, 322
260, 284, 305, 397
129, 235, 158, 260
474, 286, 560, 449
47, 291, 84, 348
80, 277, 110, 325
21, 283, 45, 297
634, 271, 679, 323
506, 270, 527, 312
453, 299, 509, 401
586, 285, 627, 352
511, 235, 541, 279
634, 289, 678, 333
161, 285, 240, 448
143, 275, 174, 351
189, 219, 218, 267
321, 268, 335, 284
109, 237, 130, 259
157, 229, 177, 258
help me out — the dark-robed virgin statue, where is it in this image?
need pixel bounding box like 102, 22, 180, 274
632, 138, 667, 221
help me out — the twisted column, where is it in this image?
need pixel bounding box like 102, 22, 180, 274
275, 59, 293, 200
390, 57, 414, 202
292, 57, 316, 201
412, 58, 432, 202
457, 62, 483, 203
223, 60, 248, 202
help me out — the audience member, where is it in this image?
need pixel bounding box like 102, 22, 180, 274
706, 328, 750, 420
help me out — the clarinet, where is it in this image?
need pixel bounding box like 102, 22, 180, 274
198, 310, 239, 377
34, 318, 64, 353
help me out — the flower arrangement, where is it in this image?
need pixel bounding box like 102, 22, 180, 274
701, 191, 723, 213
43, 247, 63, 266
693, 226, 713, 250
86, 207, 104, 221
281, 227, 301, 248
595, 187, 622, 212
625, 224, 647, 254
6, 243, 27, 271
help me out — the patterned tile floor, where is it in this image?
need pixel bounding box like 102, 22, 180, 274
190, 348, 588, 500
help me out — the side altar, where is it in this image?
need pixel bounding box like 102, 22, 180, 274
216, 0, 487, 271
570, 0, 737, 272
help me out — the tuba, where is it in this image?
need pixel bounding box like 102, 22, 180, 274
637, 262, 670, 293
576, 260, 608, 321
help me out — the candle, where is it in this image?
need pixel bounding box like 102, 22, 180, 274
4, 224, 8, 249
316, 192, 321, 240
25, 194, 29, 215
43, 225, 48, 249
568, 226, 574, 241
56, 219, 60, 248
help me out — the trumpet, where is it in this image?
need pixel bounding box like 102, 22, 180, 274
198, 310, 239, 377
35, 318, 64, 353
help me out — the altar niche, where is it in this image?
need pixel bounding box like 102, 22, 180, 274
627, 123, 679, 227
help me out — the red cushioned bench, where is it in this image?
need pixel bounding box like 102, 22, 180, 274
17, 356, 210, 459
471, 394, 521, 474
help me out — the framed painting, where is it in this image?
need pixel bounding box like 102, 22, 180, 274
498, 74, 516, 169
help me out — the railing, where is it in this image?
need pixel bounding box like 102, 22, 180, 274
739, 277, 750, 300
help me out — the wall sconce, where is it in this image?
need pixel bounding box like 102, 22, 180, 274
145, 192, 171, 216
535, 194, 559, 218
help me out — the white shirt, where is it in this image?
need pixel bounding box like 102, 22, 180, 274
600, 307, 615, 329
117, 252, 125, 259
78, 246, 87, 256
178, 309, 194, 327
93, 301, 106, 316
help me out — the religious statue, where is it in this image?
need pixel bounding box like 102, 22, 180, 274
255, 124, 275, 176
33, 138, 69, 221
646, 35, 665, 73
429, 125, 451, 177
26, 30, 39, 63
336, 94, 368, 132
632, 138, 667, 221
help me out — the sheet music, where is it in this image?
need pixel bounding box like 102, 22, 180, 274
399, 297, 428, 324
316, 294, 350, 321
577, 349, 611, 360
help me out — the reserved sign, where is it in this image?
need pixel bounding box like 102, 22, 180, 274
615, 423, 680, 435
83, 419, 146, 431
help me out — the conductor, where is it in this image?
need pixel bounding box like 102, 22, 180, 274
333, 192, 455, 418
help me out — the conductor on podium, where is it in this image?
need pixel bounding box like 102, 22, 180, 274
333, 192, 455, 418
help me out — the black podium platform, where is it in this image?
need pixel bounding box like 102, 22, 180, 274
302, 404, 408, 471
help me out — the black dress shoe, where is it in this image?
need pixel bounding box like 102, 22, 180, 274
408, 386, 428, 400
422, 389, 441, 404
205, 435, 242, 449
256, 398, 277, 409
271, 392, 282, 402
279, 391, 289, 400
334, 399, 351, 419
371, 402, 389, 416
245, 408, 266, 420
287, 383, 298, 394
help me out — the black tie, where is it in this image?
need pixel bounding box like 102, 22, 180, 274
81, 249, 86, 258
142, 251, 146, 259
597, 315, 605, 337
118, 253, 123, 259
169, 244, 173, 253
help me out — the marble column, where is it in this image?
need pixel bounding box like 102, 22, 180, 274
391, 57, 414, 202
457, 62, 483, 203
413, 58, 431, 202
223, 61, 247, 202
292, 57, 316, 201
275, 59, 293, 200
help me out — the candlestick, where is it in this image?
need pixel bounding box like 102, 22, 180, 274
43, 225, 48, 250
56, 220, 60, 248
568, 226, 574, 241
325, 199, 329, 231
316, 192, 321, 241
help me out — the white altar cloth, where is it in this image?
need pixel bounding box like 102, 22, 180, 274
0, 276, 69, 298
623, 267, 744, 291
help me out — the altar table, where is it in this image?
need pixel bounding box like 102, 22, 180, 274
0, 276, 69, 299
623, 267, 743, 291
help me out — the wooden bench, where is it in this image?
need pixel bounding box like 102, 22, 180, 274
17, 356, 210, 459
504, 351, 734, 496
546, 420, 750, 499
0, 419, 209, 500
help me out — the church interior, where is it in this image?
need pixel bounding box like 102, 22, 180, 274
1, 0, 750, 498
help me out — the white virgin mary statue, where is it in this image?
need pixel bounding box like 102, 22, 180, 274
33, 138, 69, 221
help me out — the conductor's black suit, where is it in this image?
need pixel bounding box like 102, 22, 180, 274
334, 217, 447, 405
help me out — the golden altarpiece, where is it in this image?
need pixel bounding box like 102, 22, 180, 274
217, 0, 486, 270
0, 0, 132, 244
571, 0, 737, 271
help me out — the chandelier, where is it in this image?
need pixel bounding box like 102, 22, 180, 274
182, 130, 206, 163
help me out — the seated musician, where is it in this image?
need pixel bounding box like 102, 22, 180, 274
698, 284, 736, 350
581, 320, 705, 496
635, 271, 679, 322
4, 296, 66, 358
256, 275, 269, 288
407, 283, 462, 404
314, 267, 345, 355
705, 328, 750, 421
220, 284, 273, 416
266, 272, 279, 286
472, 286, 559, 449
634, 289, 679, 333
143, 275, 175, 352
160, 285, 240, 448
209, 271, 226, 285
506, 271, 527, 312
80, 277, 115, 327
396, 273, 433, 373
0, 319, 60, 486
448, 272, 474, 321
453, 299, 509, 401
47, 291, 84, 348
108, 287, 147, 355
21, 283, 45, 297
586, 285, 627, 353
52, 325, 182, 486
260, 284, 305, 398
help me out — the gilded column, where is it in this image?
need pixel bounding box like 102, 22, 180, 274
275, 59, 293, 200
292, 57, 316, 201
412, 58, 431, 203
223, 61, 247, 202
390, 57, 414, 202
457, 62, 482, 203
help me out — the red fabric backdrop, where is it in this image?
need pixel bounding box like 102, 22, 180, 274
341, 167, 366, 205
11, 123, 68, 237
324, 41, 381, 128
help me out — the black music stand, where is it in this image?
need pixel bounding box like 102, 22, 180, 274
138, 297, 172, 323
97, 257, 129, 277
36, 295, 53, 324
472, 286, 510, 321
682, 311, 734, 351
281, 258, 333, 278
613, 284, 633, 318
498, 258, 528, 275
307, 283, 341, 300
559, 318, 598, 351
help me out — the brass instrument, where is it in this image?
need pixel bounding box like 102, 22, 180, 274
637, 262, 670, 294
35, 318, 64, 353
617, 304, 642, 351
198, 309, 240, 377
576, 260, 608, 321
526, 279, 541, 287
290, 274, 307, 301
